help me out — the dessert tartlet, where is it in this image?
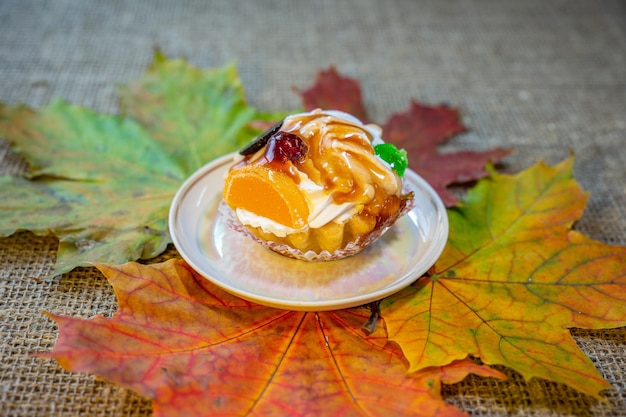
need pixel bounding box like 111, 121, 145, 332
222, 109, 414, 261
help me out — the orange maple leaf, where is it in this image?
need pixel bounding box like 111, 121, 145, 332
41, 260, 505, 417
381, 157, 626, 399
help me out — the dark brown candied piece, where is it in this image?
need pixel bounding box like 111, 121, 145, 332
265, 131, 308, 164
239, 119, 284, 156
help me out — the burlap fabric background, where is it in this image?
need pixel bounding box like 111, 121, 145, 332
1, 0, 625, 415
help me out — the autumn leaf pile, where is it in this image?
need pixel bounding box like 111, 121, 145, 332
1, 54, 625, 416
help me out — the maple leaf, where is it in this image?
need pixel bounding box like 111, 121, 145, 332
118, 51, 278, 175
41, 259, 505, 417
0, 54, 266, 276
297, 68, 512, 206
380, 157, 626, 399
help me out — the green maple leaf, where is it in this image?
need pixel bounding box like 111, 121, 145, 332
0, 53, 279, 276
118, 51, 264, 175
381, 157, 626, 399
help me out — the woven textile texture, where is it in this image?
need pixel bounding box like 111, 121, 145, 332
1, 0, 625, 415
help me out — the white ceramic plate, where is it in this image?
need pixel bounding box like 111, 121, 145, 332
169, 153, 448, 311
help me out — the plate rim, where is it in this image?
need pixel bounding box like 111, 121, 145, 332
169, 152, 449, 311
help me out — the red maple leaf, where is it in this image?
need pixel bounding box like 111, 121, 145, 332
296, 68, 513, 206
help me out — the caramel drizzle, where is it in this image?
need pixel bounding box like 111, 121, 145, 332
280, 111, 401, 204
237, 110, 403, 220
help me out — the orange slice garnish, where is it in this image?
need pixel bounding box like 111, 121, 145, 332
223, 165, 309, 229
